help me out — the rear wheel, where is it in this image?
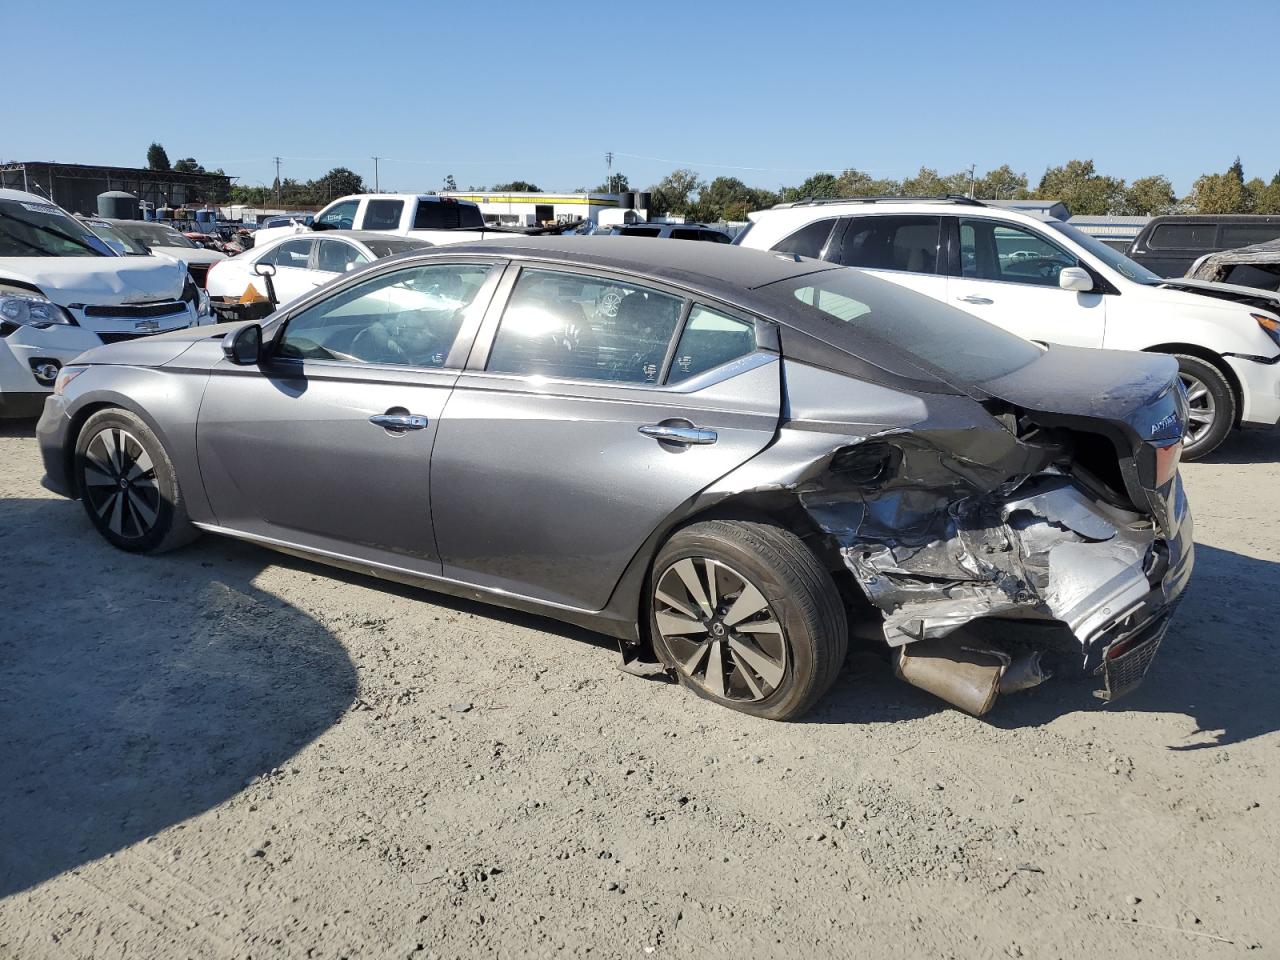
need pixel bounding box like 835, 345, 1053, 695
649, 520, 847, 721
75, 408, 199, 553
1173, 354, 1235, 461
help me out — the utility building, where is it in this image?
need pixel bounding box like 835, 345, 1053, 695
440, 191, 624, 227
0, 161, 232, 215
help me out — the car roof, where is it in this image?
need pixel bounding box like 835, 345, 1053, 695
312, 230, 430, 245
429, 235, 836, 296
747, 198, 1053, 228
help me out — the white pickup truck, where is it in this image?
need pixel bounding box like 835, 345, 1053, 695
253, 194, 509, 249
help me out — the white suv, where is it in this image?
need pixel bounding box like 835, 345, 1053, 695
738, 197, 1280, 459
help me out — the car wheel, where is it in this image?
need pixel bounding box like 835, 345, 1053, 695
75, 408, 199, 554
1173, 354, 1235, 461
649, 520, 848, 721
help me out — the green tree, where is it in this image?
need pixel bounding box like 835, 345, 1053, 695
1228, 156, 1245, 184
688, 176, 778, 222
1034, 159, 1126, 215
1252, 172, 1280, 215
829, 168, 900, 197
646, 169, 705, 217
596, 172, 630, 193
778, 172, 840, 203
146, 143, 171, 171
1118, 175, 1177, 216
313, 167, 366, 202
900, 166, 970, 197
490, 180, 541, 192
442, 174, 457, 192
1187, 172, 1248, 213
973, 165, 1028, 200
173, 157, 205, 174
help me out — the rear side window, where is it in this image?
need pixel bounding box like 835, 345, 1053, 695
1220, 224, 1280, 247
487, 269, 684, 384
413, 201, 485, 230
316, 200, 358, 230
667, 306, 756, 384
267, 238, 313, 268
770, 218, 837, 259
361, 200, 404, 231
836, 216, 942, 273
315, 239, 368, 273
1148, 222, 1216, 249
619, 227, 662, 237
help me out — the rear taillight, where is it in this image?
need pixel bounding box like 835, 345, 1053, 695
1154, 439, 1182, 487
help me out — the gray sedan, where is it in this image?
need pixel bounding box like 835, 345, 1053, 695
37, 238, 1193, 719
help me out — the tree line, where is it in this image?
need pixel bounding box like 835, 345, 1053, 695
143, 142, 1280, 220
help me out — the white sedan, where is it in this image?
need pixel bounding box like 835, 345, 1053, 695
206, 230, 432, 306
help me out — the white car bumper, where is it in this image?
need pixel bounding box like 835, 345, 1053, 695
1226, 353, 1280, 427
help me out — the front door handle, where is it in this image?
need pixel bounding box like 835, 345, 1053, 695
370, 413, 429, 432
957, 295, 994, 305
639, 423, 718, 445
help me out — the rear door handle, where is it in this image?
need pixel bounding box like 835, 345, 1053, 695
957, 295, 994, 305
370, 413, 429, 432
639, 423, 718, 445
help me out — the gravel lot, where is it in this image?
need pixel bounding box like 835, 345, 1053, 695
2, 418, 1278, 960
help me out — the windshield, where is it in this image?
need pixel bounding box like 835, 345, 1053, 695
85, 221, 150, 255
117, 222, 198, 249
362, 238, 431, 259
768, 268, 1044, 384
0, 198, 111, 257
1046, 220, 1162, 285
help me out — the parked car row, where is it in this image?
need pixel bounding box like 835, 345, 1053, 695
735, 197, 1280, 459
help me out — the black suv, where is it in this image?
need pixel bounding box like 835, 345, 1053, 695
1127, 215, 1280, 277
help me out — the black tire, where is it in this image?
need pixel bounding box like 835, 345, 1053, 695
1173, 354, 1235, 461
75, 407, 200, 554
649, 520, 848, 721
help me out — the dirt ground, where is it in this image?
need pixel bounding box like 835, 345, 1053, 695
1, 418, 1278, 960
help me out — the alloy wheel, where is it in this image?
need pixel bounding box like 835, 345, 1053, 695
1179, 371, 1216, 447
82, 427, 160, 540
654, 557, 788, 702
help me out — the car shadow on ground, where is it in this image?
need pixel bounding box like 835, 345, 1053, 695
0, 417, 37, 439
0, 497, 358, 899
1196, 427, 1280, 465
806, 544, 1280, 750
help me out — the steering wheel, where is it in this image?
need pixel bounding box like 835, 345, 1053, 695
350, 326, 405, 364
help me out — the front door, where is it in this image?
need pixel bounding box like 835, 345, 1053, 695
430, 266, 781, 610
196, 260, 501, 574
945, 217, 1106, 347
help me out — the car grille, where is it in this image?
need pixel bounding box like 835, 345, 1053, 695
82, 301, 187, 319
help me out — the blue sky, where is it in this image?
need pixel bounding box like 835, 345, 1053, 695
7, 0, 1279, 196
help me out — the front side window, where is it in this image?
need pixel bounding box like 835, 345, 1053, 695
667, 306, 756, 384
413, 201, 484, 230
0, 199, 110, 257
361, 200, 404, 231
316, 200, 358, 230
277, 263, 492, 366
836, 216, 942, 274
266, 238, 314, 268
959, 219, 1076, 286
315, 239, 368, 273
770, 218, 837, 259
487, 269, 684, 384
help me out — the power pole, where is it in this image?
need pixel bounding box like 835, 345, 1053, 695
274, 156, 282, 207
966, 163, 976, 199
372, 156, 381, 193
605, 151, 614, 193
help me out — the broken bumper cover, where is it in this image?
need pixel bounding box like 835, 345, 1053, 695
806, 469, 1193, 703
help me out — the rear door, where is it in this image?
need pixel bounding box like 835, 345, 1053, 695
429, 264, 781, 610
945, 217, 1106, 347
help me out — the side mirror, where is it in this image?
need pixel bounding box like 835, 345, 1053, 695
1059, 266, 1094, 293
222, 323, 262, 365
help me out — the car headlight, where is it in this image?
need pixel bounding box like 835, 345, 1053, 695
0, 291, 74, 328
197, 286, 211, 318
53, 364, 88, 396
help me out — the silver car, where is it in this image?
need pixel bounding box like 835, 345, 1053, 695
37, 238, 1193, 719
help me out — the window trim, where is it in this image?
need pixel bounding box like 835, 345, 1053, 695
265, 257, 505, 372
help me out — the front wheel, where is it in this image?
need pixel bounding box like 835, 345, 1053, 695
649, 520, 848, 721
75, 408, 199, 553
1173, 354, 1235, 461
